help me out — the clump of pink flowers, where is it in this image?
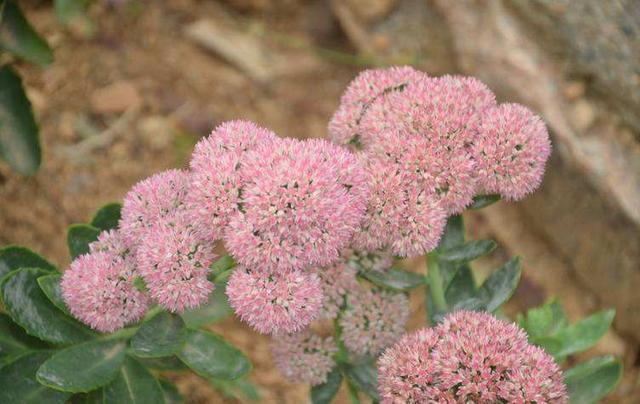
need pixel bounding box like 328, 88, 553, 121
378, 311, 568, 403
58, 65, 559, 400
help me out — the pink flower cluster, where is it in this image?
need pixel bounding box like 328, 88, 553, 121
378, 311, 568, 403
330, 67, 550, 256
271, 330, 338, 386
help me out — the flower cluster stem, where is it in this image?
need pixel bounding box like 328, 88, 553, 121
427, 252, 447, 312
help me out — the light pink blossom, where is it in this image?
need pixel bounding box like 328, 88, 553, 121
61, 251, 149, 333
187, 120, 278, 241
347, 249, 394, 273
473, 103, 551, 200
226, 267, 324, 335
317, 261, 360, 320
120, 169, 191, 246
340, 288, 409, 356
224, 137, 369, 272
136, 213, 216, 313
271, 330, 338, 386
329, 66, 425, 148
378, 311, 568, 403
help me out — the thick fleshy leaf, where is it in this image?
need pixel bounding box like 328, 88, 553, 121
71, 389, 105, 404
445, 264, 477, 307
159, 379, 184, 404
0, 245, 56, 280
477, 257, 521, 312
90, 203, 122, 231
67, 223, 101, 259
137, 356, 188, 372
0, 65, 42, 175
104, 356, 165, 403
0, 313, 47, 355
437, 215, 465, 251
438, 240, 497, 264
311, 367, 342, 404
359, 267, 425, 291
37, 339, 126, 393
0, 267, 94, 344
0, 351, 71, 403
178, 329, 251, 381
343, 360, 379, 401
0, 1, 53, 66
209, 377, 261, 401
564, 356, 622, 403
181, 281, 232, 328
517, 300, 568, 339
468, 194, 501, 210
37, 274, 71, 316
534, 309, 615, 361
130, 311, 186, 358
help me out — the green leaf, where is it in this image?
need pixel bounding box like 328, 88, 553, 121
159, 379, 184, 404
564, 356, 622, 403
445, 264, 477, 308
311, 367, 342, 404
37, 274, 71, 316
0, 267, 94, 344
71, 389, 105, 404
477, 257, 521, 312
130, 311, 186, 358
90, 203, 122, 231
0, 1, 53, 66
358, 267, 425, 291
178, 329, 251, 381
209, 377, 261, 401
210, 255, 236, 274
0, 313, 47, 355
37, 339, 126, 393
438, 240, 497, 264
137, 356, 188, 372
0, 65, 42, 175
437, 215, 465, 251
343, 359, 379, 402
181, 281, 232, 328
534, 309, 615, 361
67, 223, 101, 259
0, 351, 71, 403
468, 194, 501, 210
518, 300, 568, 339
104, 356, 166, 404
0, 245, 56, 280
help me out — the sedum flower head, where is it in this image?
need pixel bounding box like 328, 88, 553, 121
347, 249, 394, 273
329, 66, 425, 148
317, 261, 360, 320
61, 251, 149, 333
136, 213, 216, 313
271, 330, 338, 386
224, 137, 369, 272
226, 267, 324, 335
473, 103, 551, 200
120, 169, 191, 246
378, 311, 568, 403
187, 120, 278, 241
340, 288, 410, 356
352, 156, 447, 257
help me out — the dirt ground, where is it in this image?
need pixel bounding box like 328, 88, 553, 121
1, 1, 637, 402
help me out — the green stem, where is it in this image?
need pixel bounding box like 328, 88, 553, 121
427, 252, 447, 312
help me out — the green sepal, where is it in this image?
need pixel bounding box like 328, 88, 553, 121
177, 329, 251, 381
0, 351, 71, 403
468, 194, 501, 210
67, 223, 101, 259
90, 203, 122, 231
358, 267, 425, 291
130, 311, 187, 358
311, 367, 342, 404
37, 339, 127, 393
0, 267, 94, 344
564, 355, 622, 403
103, 356, 166, 403
0, 1, 53, 66
0, 245, 56, 280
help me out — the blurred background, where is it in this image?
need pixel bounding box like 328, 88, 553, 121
0, 0, 638, 402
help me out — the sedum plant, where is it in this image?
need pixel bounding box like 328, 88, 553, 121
0, 66, 622, 403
